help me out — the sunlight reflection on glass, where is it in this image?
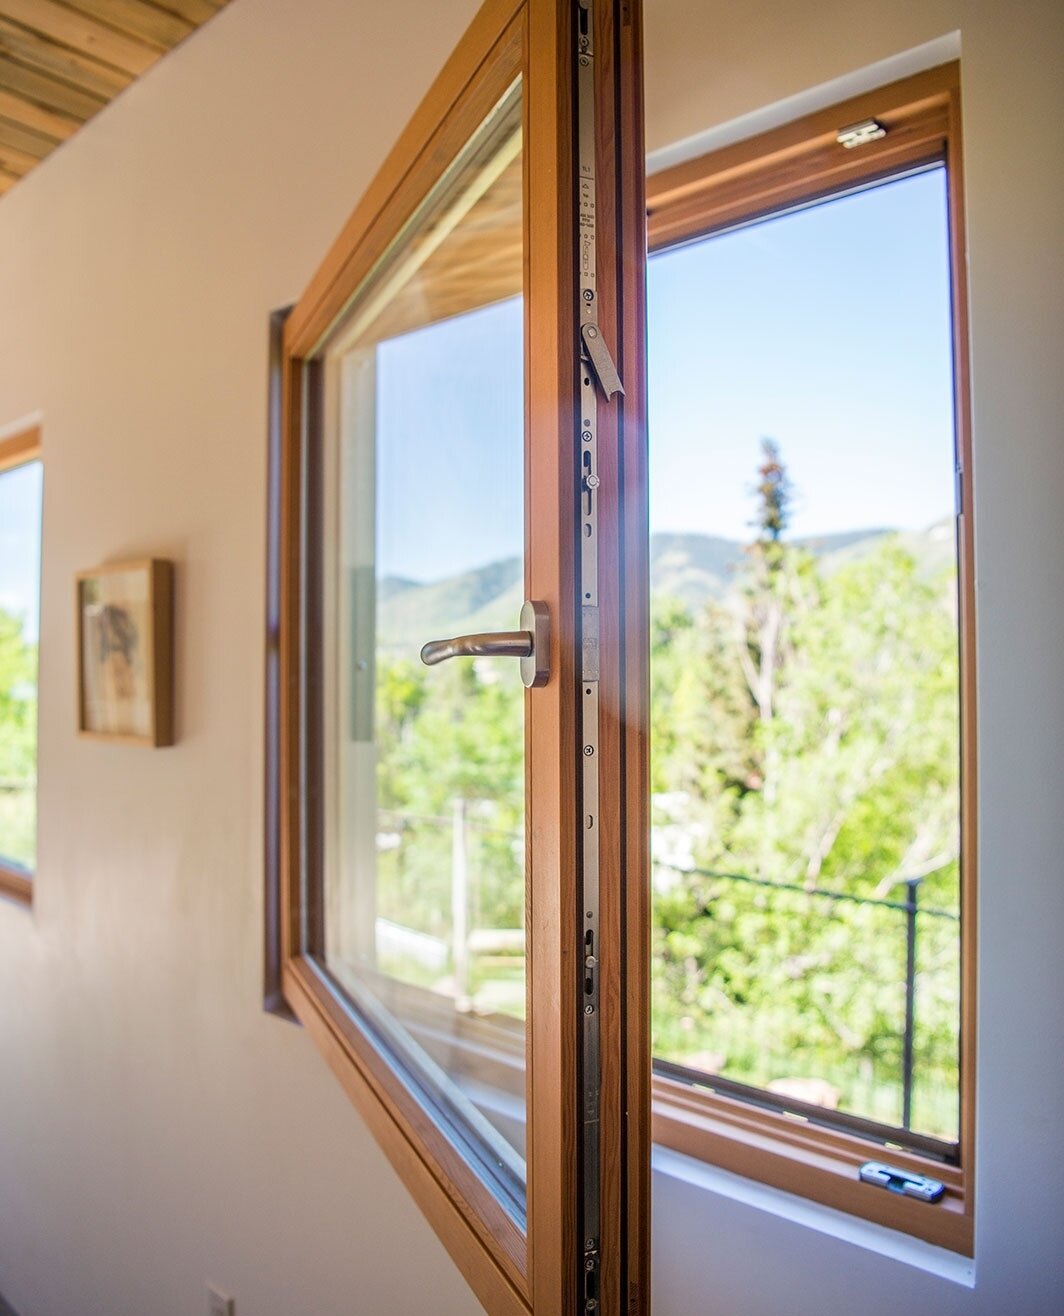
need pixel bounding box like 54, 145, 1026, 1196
321, 81, 528, 1219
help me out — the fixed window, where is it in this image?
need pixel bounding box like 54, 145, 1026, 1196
0, 425, 42, 906
646, 62, 975, 1254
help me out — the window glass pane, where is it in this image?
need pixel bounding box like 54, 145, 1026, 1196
0, 458, 42, 872
319, 82, 527, 1220
648, 167, 961, 1142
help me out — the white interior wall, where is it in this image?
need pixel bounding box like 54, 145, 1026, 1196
0, 1, 1060, 1314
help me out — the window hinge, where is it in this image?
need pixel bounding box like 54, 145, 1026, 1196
836, 118, 887, 149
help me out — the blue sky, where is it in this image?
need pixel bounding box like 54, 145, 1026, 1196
374, 163, 956, 583
376, 299, 524, 585
648, 165, 955, 543
0, 460, 42, 642
0, 168, 955, 620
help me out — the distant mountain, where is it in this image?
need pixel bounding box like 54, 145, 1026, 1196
378, 575, 421, 603
377, 523, 954, 651
794, 528, 894, 556
379, 556, 522, 649
648, 527, 908, 606
818, 519, 956, 580
650, 533, 746, 608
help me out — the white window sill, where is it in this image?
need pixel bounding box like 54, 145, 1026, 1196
652, 1142, 976, 1288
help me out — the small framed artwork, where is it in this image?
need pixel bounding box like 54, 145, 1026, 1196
76, 558, 174, 747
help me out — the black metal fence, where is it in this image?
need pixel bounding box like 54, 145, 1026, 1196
370, 805, 962, 1139
653, 862, 961, 1138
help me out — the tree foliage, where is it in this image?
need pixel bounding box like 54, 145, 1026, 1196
0, 606, 38, 868
651, 446, 961, 1134
365, 444, 962, 1135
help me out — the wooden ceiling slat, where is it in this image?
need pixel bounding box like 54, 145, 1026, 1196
0, 18, 134, 97
62, 1, 193, 51
0, 112, 56, 154
0, 1, 161, 75
0, 83, 81, 135
0, 137, 36, 173
0, 54, 104, 119
0, 0, 229, 198
153, 1, 224, 24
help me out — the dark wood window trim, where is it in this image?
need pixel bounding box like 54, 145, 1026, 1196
0, 861, 32, 907
644, 61, 977, 1257
263, 307, 294, 1017
0, 424, 41, 908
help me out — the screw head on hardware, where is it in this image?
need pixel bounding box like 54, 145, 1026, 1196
585, 1238, 595, 1251
583, 288, 594, 302
586, 474, 600, 489
585, 1259, 595, 1271
586, 325, 598, 338
581, 430, 592, 443
584, 1004, 594, 1015
583, 744, 594, 756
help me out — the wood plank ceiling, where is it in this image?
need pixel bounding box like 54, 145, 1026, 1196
0, 0, 230, 197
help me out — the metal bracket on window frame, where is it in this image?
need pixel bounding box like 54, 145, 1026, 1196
836, 117, 887, 149
575, 0, 620, 1308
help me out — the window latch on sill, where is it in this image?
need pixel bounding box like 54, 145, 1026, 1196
859, 1161, 945, 1203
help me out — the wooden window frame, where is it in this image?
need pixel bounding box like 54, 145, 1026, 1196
275, 16, 548, 1308
644, 61, 977, 1256
0, 423, 42, 907
268, 2, 649, 1312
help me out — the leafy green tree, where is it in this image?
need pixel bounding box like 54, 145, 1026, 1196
0, 607, 37, 868
364, 441, 963, 1134
375, 654, 524, 942
651, 445, 961, 1134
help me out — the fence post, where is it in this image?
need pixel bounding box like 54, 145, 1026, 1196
902, 877, 920, 1129
452, 797, 469, 1004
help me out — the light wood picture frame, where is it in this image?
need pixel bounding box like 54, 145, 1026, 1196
76, 558, 174, 747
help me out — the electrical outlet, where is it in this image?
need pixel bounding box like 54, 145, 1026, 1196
208, 1285, 234, 1316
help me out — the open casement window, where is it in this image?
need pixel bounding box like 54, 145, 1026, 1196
645, 62, 976, 1255
270, 1, 649, 1311
0, 425, 42, 908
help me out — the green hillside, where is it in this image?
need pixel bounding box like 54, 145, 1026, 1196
376, 524, 954, 650
379, 556, 522, 650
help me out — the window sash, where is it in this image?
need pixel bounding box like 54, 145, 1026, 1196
267, 1, 650, 1309
643, 60, 976, 1257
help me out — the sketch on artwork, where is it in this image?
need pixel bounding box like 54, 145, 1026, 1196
77, 560, 172, 745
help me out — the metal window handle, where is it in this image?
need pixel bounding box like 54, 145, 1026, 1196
420, 599, 549, 688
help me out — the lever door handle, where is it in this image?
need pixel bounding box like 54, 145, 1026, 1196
420, 599, 549, 688
420, 632, 531, 663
